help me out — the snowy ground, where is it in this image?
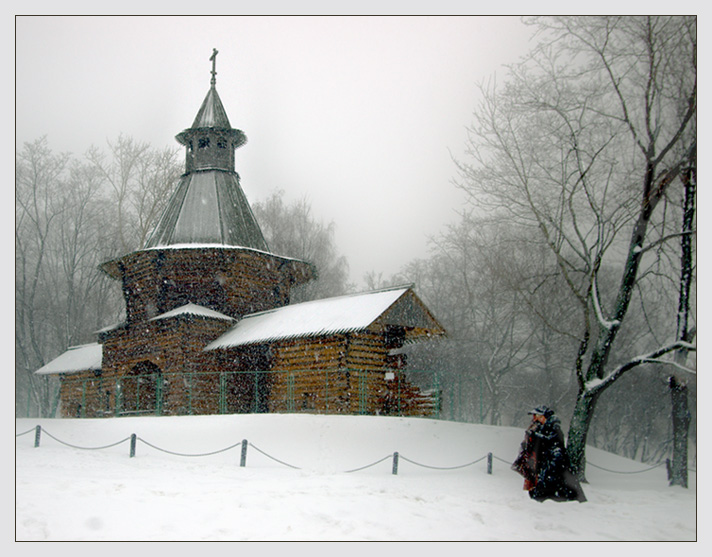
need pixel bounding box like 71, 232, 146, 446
15, 414, 696, 542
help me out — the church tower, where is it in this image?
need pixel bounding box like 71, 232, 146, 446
100, 50, 314, 323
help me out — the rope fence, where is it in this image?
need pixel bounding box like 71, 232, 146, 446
17, 424, 696, 477
136, 437, 245, 458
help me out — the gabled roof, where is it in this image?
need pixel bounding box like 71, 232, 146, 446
150, 303, 234, 322
35, 343, 102, 375
94, 303, 236, 338
205, 285, 446, 350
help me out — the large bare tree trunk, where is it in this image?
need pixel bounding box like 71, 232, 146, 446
566, 389, 601, 483
668, 376, 690, 487
668, 162, 696, 488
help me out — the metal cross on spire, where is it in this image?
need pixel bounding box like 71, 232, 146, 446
210, 48, 219, 86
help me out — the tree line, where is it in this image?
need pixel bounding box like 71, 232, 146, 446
16, 16, 695, 485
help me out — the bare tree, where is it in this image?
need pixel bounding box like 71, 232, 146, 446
455, 16, 696, 480
85, 135, 180, 255
15, 138, 71, 416
15, 136, 182, 416
391, 213, 557, 425
253, 190, 352, 302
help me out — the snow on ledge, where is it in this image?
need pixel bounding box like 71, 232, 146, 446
150, 303, 235, 322
143, 243, 307, 265
35, 343, 102, 375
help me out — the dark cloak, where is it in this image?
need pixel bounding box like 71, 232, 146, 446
512, 412, 587, 503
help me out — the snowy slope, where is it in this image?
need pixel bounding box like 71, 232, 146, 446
15, 414, 696, 541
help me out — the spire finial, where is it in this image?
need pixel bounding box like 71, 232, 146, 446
210, 48, 219, 86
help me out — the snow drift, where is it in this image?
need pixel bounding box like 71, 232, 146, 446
15, 413, 696, 541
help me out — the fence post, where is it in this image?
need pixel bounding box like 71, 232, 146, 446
187, 373, 194, 416
324, 370, 329, 413
129, 433, 137, 458
219, 373, 226, 415
240, 439, 248, 467
286, 371, 294, 413
487, 452, 493, 474
81, 380, 87, 418
155, 373, 163, 416
252, 373, 260, 413
115, 381, 122, 417
34, 425, 41, 448
392, 451, 399, 475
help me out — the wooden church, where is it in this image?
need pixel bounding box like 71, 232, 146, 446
36, 51, 446, 419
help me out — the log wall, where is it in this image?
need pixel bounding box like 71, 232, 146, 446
97, 316, 233, 417
116, 248, 312, 323
262, 328, 436, 416
58, 324, 437, 418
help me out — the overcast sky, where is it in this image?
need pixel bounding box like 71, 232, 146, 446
15, 15, 536, 286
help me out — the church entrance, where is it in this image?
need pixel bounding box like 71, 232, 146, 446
120, 361, 163, 415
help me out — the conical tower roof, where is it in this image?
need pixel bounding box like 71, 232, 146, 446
144, 50, 265, 250
190, 85, 231, 129
143, 169, 269, 250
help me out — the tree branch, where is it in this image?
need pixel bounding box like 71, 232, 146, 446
586, 340, 696, 394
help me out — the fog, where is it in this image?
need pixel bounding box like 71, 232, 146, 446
15, 15, 534, 284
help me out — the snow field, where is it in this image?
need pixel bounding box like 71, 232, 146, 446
15, 413, 696, 542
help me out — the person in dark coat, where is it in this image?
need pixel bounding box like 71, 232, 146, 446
512, 405, 586, 502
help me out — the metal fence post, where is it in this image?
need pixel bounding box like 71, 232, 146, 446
392, 451, 399, 475
397, 374, 402, 416
287, 371, 294, 413
433, 370, 441, 420
358, 371, 367, 415
252, 372, 259, 413
240, 439, 248, 467
187, 373, 193, 415
479, 374, 484, 424
487, 452, 493, 474
219, 373, 226, 414
130, 433, 137, 458
34, 425, 41, 448
115, 381, 121, 417
81, 380, 87, 418
155, 373, 163, 416
324, 370, 329, 413
50, 384, 61, 418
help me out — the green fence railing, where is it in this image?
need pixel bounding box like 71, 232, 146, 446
56, 369, 444, 420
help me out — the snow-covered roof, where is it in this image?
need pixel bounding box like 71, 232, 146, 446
205, 285, 445, 350
95, 321, 122, 334
150, 303, 235, 322
34, 343, 103, 375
